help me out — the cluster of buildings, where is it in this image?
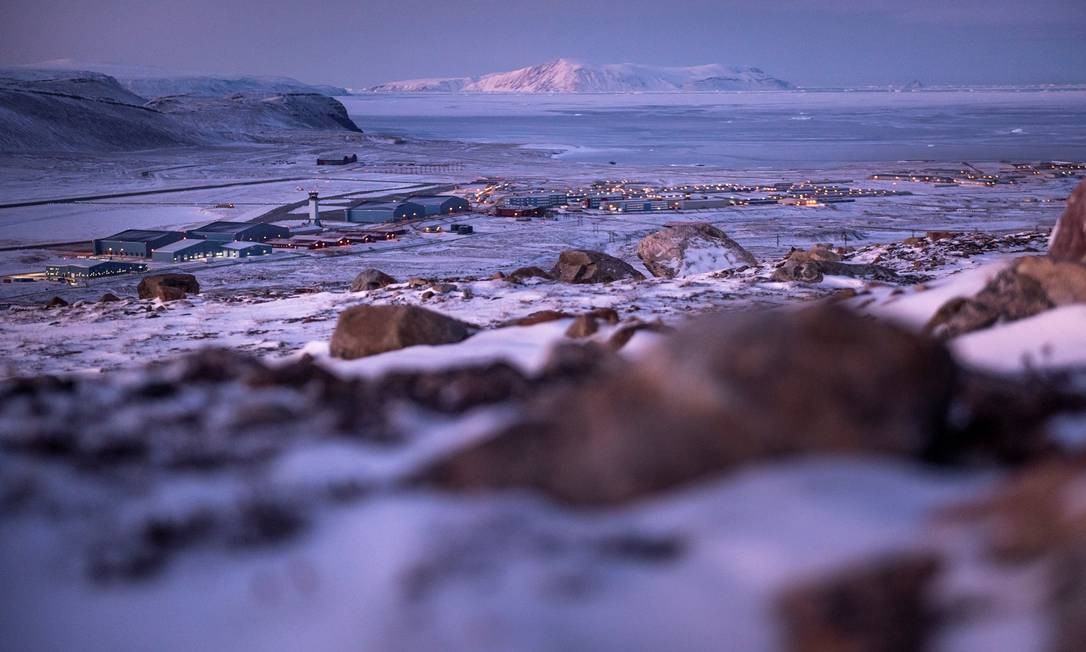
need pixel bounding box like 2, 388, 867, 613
867, 161, 1086, 187
92, 222, 290, 263
485, 178, 910, 216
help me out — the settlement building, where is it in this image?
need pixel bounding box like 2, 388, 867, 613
504, 193, 568, 209
681, 198, 740, 210
46, 261, 148, 283
345, 201, 426, 223
409, 195, 470, 216
495, 206, 545, 218
185, 221, 290, 242
151, 239, 227, 263
317, 154, 358, 166
93, 229, 185, 257
600, 199, 680, 213
220, 242, 273, 257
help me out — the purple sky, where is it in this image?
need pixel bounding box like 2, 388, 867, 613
1, 0, 1084, 87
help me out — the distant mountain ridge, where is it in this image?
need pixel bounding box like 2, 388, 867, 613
371, 58, 792, 93
20, 60, 349, 98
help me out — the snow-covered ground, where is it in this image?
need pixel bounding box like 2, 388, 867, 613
1, 89, 1085, 652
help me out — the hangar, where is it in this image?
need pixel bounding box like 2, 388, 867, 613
93, 229, 185, 258
151, 239, 225, 263
185, 221, 290, 242
345, 201, 426, 223
409, 195, 470, 216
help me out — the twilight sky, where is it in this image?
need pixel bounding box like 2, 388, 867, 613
1, 0, 1084, 88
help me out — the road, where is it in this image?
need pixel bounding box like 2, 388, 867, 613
0, 173, 457, 210
0, 176, 316, 209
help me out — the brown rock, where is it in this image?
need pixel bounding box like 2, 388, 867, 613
137, 274, 199, 302
45, 296, 68, 308
940, 457, 1086, 652
608, 319, 675, 351
99, 292, 121, 303
506, 266, 554, 282
924, 260, 1059, 339
377, 362, 532, 413
419, 305, 957, 505
776, 553, 942, 652
1052, 529, 1086, 652
586, 307, 620, 324
565, 315, 599, 338
927, 230, 960, 241
550, 249, 645, 284
773, 258, 826, 283
829, 288, 858, 302
952, 460, 1086, 563
637, 223, 756, 278
804, 244, 843, 262
1049, 178, 1086, 262
329, 305, 475, 360
350, 268, 397, 292
1012, 256, 1086, 306
773, 249, 898, 284
429, 282, 458, 294
537, 341, 624, 383
500, 310, 571, 327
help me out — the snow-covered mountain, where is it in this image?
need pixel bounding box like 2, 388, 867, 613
23, 60, 349, 99
371, 59, 792, 93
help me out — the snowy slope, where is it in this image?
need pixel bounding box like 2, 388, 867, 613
371, 59, 792, 93
148, 93, 363, 139
0, 68, 361, 152
25, 60, 349, 98
0, 69, 200, 151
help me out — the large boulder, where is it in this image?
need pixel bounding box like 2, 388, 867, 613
1049, 178, 1086, 262
418, 305, 958, 505
137, 274, 199, 302
772, 247, 898, 283
776, 553, 942, 652
350, 268, 397, 292
329, 305, 475, 360
637, 223, 756, 278
925, 256, 1086, 338
1014, 255, 1086, 305
550, 249, 645, 284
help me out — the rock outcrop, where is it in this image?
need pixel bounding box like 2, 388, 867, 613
776, 553, 942, 652
418, 305, 958, 505
136, 274, 199, 302
506, 266, 554, 283
564, 315, 599, 338
772, 247, 898, 283
925, 256, 1086, 339
329, 305, 475, 360
550, 249, 645, 284
350, 268, 397, 292
1049, 179, 1086, 262
637, 223, 756, 278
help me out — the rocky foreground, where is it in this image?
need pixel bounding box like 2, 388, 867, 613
2, 184, 1086, 651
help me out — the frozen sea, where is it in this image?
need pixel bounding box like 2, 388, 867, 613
341, 90, 1086, 168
